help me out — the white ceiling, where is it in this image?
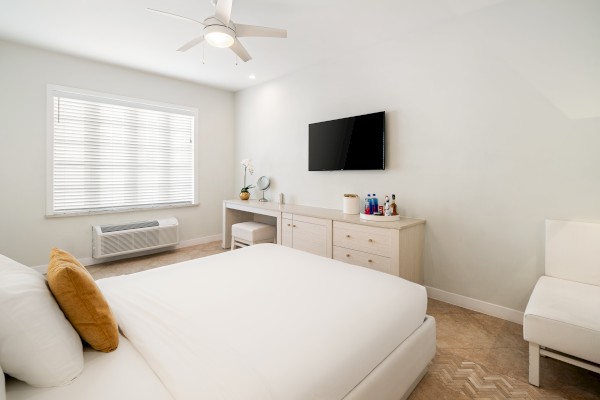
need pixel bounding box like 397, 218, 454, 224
0, 0, 506, 92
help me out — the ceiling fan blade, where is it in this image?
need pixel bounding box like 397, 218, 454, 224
146, 8, 204, 25
177, 36, 205, 52
214, 0, 233, 26
235, 24, 287, 38
230, 39, 252, 62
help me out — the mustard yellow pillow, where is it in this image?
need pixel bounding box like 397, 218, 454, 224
47, 248, 118, 352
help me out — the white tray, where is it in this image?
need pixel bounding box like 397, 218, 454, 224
359, 213, 400, 222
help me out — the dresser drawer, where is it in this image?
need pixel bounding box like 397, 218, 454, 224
333, 246, 393, 274
333, 221, 393, 257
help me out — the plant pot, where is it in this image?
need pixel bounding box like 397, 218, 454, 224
240, 191, 250, 200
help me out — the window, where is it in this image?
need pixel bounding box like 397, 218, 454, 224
47, 85, 197, 216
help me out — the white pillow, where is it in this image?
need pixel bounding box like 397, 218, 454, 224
0, 254, 83, 387
1, 363, 5, 400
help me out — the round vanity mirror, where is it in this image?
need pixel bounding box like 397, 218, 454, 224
256, 176, 271, 202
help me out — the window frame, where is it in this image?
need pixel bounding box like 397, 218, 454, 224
46, 84, 199, 217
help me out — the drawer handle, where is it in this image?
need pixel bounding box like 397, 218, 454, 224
346, 254, 351, 257
368, 239, 373, 243
346, 234, 351, 238
287, 223, 291, 227
293, 224, 296, 228
368, 259, 373, 263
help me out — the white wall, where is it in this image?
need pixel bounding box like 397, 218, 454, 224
0, 40, 235, 266
234, 0, 600, 311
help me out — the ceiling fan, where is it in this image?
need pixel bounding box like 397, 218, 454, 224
148, 0, 287, 62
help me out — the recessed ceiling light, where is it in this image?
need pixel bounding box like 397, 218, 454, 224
249, 74, 256, 80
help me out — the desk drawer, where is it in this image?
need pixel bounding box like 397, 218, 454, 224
333, 221, 392, 257
333, 246, 392, 274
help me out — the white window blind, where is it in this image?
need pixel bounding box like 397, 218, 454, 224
48, 86, 196, 215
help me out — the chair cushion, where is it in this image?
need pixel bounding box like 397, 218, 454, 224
523, 276, 600, 364
232, 222, 276, 242
545, 220, 600, 286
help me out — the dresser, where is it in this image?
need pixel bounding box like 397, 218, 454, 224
223, 199, 425, 283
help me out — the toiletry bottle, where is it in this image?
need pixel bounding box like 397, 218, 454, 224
372, 194, 379, 214
364, 194, 371, 214
384, 196, 391, 216
391, 194, 397, 215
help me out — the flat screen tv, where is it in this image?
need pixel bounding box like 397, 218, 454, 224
308, 111, 385, 171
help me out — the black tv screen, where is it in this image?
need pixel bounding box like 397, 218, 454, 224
308, 111, 385, 171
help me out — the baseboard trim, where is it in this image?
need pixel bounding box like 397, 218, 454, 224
32, 234, 222, 273
176, 234, 221, 249
426, 286, 524, 325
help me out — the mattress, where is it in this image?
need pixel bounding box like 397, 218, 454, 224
97, 243, 428, 400
5, 335, 174, 400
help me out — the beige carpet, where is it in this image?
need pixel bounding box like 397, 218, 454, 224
89, 242, 600, 399
87, 241, 225, 279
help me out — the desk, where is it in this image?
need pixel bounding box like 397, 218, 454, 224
222, 200, 284, 248
222, 199, 426, 282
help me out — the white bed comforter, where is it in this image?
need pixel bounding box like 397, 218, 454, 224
97, 244, 427, 400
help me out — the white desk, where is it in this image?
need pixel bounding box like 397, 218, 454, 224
222, 200, 284, 248
222, 199, 426, 282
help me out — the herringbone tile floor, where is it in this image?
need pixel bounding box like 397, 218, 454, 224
410, 300, 600, 400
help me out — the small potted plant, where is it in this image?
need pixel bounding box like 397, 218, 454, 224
240, 159, 254, 200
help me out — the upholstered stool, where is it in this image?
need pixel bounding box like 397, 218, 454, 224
231, 222, 276, 250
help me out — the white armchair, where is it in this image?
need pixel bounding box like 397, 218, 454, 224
523, 219, 600, 386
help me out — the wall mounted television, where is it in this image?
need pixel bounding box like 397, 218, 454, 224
308, 111, 385, 171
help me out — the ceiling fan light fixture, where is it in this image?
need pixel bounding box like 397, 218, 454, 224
204, 25, 235, 48
151, 2, 287, 63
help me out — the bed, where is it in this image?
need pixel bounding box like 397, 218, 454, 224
4, 244, 435, 400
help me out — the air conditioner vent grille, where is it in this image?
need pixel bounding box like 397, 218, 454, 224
101, 220, 159, 233
93, 218, 178, 259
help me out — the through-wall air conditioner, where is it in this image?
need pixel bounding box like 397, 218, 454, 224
92, 217, 179, 259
